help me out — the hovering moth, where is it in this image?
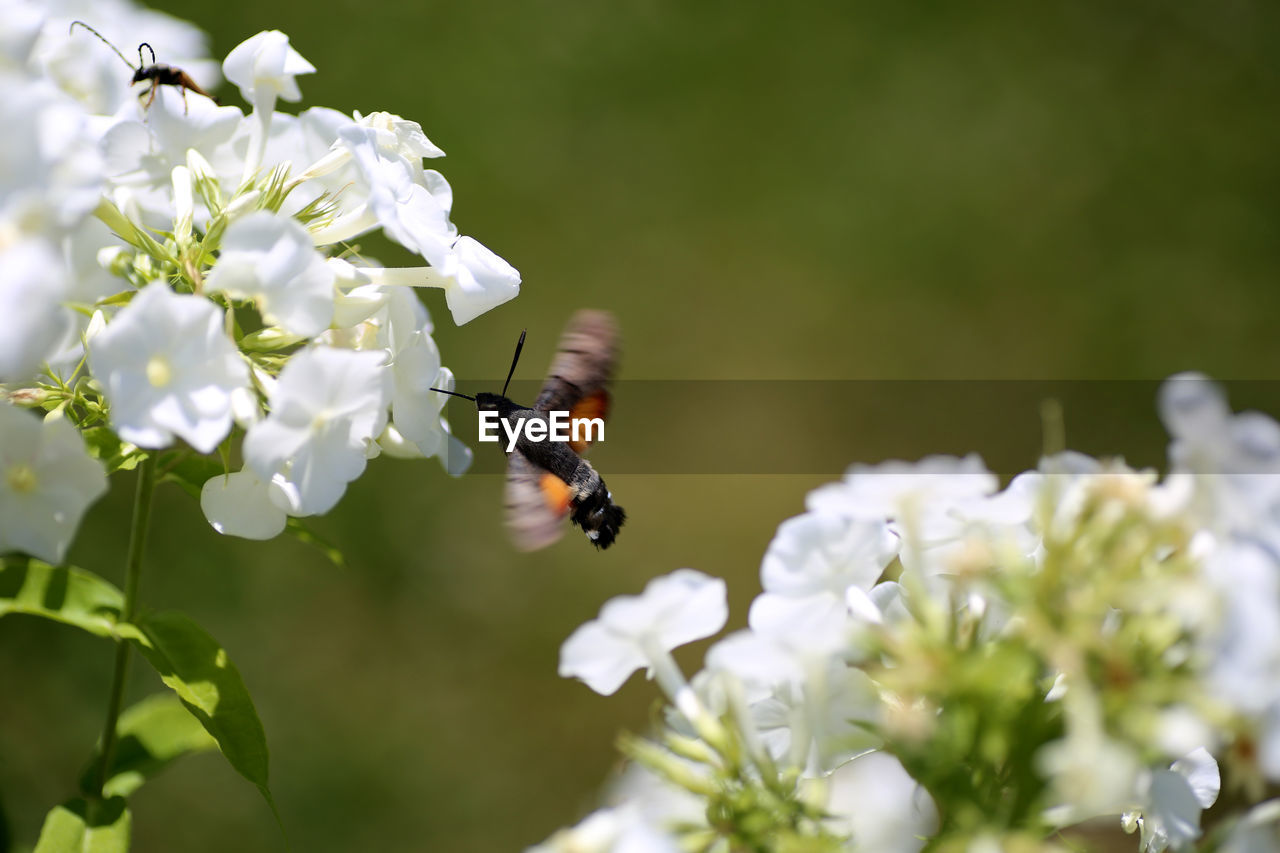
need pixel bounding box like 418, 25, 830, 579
434, 311, 626, 551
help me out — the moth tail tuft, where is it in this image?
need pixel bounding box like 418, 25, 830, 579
577, 501, 626, 550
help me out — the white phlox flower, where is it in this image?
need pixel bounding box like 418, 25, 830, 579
242, 346, 390, 517
1197, 540, 1280, 780
740, 512, 901, 669
317, 285, 469, 474
312, 124, 521, 325
205, 209, 335, 337
0, 403, 108, 563
1124, 747, 1221, 852
803, 454, 1032, 602
730, 596, 878, 772
0, 238, 72, 383
90, 282, 248, 452
376, 289, 469, 470
708, 631, 878, 772
1159, 373, 1280, 546
222, 30, 314, 180
327, 123, 456, 266
355, 110, 446, 160
1200, 541, 1280, 717
222, 30, 314, 109
435, 235, 522, 325
559, 569, 728, 704
823, 751, 939, 853
0, 72, 102, 239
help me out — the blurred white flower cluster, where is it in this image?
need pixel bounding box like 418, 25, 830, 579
544, 374, 1280, 853
0, 0, 520, 558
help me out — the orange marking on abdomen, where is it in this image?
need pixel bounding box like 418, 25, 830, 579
539, 473, 573, 515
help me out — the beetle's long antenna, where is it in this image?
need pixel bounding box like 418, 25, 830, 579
430, 388, 477, 402
138, 42, 156, 67
501, 330, 527, 398
68, 21, 137, 71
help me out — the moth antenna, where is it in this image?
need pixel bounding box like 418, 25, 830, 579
430, 387, 476, 402
68, 21, 137, 71
138, 42, 156, 67
501, 329, 527, 398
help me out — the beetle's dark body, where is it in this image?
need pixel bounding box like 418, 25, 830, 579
476, 391, 625, 549
133, 63, 215, 108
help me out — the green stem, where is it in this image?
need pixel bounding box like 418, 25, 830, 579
92, 454, 158, 798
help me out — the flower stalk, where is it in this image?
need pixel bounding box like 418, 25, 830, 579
92, 452, 157, 798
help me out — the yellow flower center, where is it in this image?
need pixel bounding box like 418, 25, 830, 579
146, 355, 173, 388
6, 463, 37, 494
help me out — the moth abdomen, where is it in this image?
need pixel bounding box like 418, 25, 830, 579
570, 475, 626, 550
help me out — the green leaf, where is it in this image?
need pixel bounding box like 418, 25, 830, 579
33, 797, 130, 853
239, 327, 306, 353
0, 559, 123, 638
120, 612, 273, 805
79, 693, 218, 798
95, 290, 136, 308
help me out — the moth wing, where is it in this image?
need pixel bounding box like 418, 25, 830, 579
534, 310, 618, 411
566, 391, 609, 454
504, 452, 570, 552
534, 310, 618, 454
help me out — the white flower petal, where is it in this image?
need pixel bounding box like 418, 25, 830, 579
222, 30, 315, 106
761, 512, 898, 599
825, 752, 938, 853
1145, 768, 1204, 851
560, 570, 726, 696
205, 210, 336, 337
807, 453, 997, 522
0, 239, 72, 383
90, 283, 247, 453
748, 592, 852, 655
439, 236, 521, 325
705, 629, 804, 689
243, 346, 390, 517
1171, 748, 1221, 810
200, 469, 287, 540
558, 620, 649, 696
0, 405, 107, 563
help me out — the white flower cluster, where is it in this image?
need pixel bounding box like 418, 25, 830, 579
0, 0, 520, 558
545, 374, 1280, 852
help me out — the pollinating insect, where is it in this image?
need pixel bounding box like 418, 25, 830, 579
69, 21, 215, 112
434, 311, 626, 551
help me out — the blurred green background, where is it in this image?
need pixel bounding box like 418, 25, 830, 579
4, 0, 1280, 850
